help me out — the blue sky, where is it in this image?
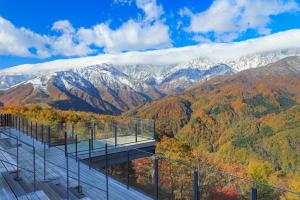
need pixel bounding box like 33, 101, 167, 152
0, 0, 299, 69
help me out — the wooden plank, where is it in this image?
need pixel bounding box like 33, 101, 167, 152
2, 171, 27, 198
0, 174, 17, 200
48, 182, 80, 200
35, 190, 51, 200
35, 181, 62, 200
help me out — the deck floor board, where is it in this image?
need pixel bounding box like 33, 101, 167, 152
0, 127, 153, 200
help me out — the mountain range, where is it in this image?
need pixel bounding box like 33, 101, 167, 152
0, 48, 299, 114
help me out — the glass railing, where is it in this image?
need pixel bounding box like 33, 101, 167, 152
1, 113, 299, 200
2, 114, 155, 149
93, 146, 300, 200
0, 119, 108, 200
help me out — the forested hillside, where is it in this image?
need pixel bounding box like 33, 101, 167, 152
127, 57, 300, 195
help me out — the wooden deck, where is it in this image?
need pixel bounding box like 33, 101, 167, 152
0, 127, 154, 200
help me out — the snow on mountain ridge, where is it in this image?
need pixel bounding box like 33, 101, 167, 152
224, 48, 300, 71
1, 48, 300, 94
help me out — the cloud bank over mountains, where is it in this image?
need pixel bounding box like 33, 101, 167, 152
0, 0, 299, 59
2, 29, 300, 74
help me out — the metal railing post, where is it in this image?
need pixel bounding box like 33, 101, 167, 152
18, 117, 20, 131
30, 121, 33, 138
64, 132, 67, 157
75, 135, 78, 161
41, 124, 44, 144
66, 153, 70, 200
77, 160, 82, 193
135, 122, 138, 143
18, 117, 20, 138
48, 126, 51, 146
252, 188, 257, 200
194, 168, 199, 200
90, 129, 94, 150
105, 143, 109, 200
89, 139, 92, 169
33, 146, 36, 191
71, 123, 74, 139
16, 137, 20, 181
114, 124, 117, 146
93, 123, 96, 141
44, 137, 46, 181
153, 120, 156, 139
127, 150, 130, 189
154, 158, 158, 200
35, 122, 38, 140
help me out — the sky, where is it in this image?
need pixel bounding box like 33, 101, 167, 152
0, 0, 299, 69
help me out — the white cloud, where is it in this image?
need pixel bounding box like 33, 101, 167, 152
77, 0, 171, 53
0, 0, 171, 57
113, 0, 133, 5
181, 0, 299, 42
77, 20, 171, 53
136, 0, 163, 21
52, 20, 75, 34
50, 20, 94, 56
0, 17, 93, 57
3, 29, 300, 74
0, 16, 50, 57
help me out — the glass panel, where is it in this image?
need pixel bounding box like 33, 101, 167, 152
158, 158, 173, 199
129, 149, 155, 198
140, 119, 155, 140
